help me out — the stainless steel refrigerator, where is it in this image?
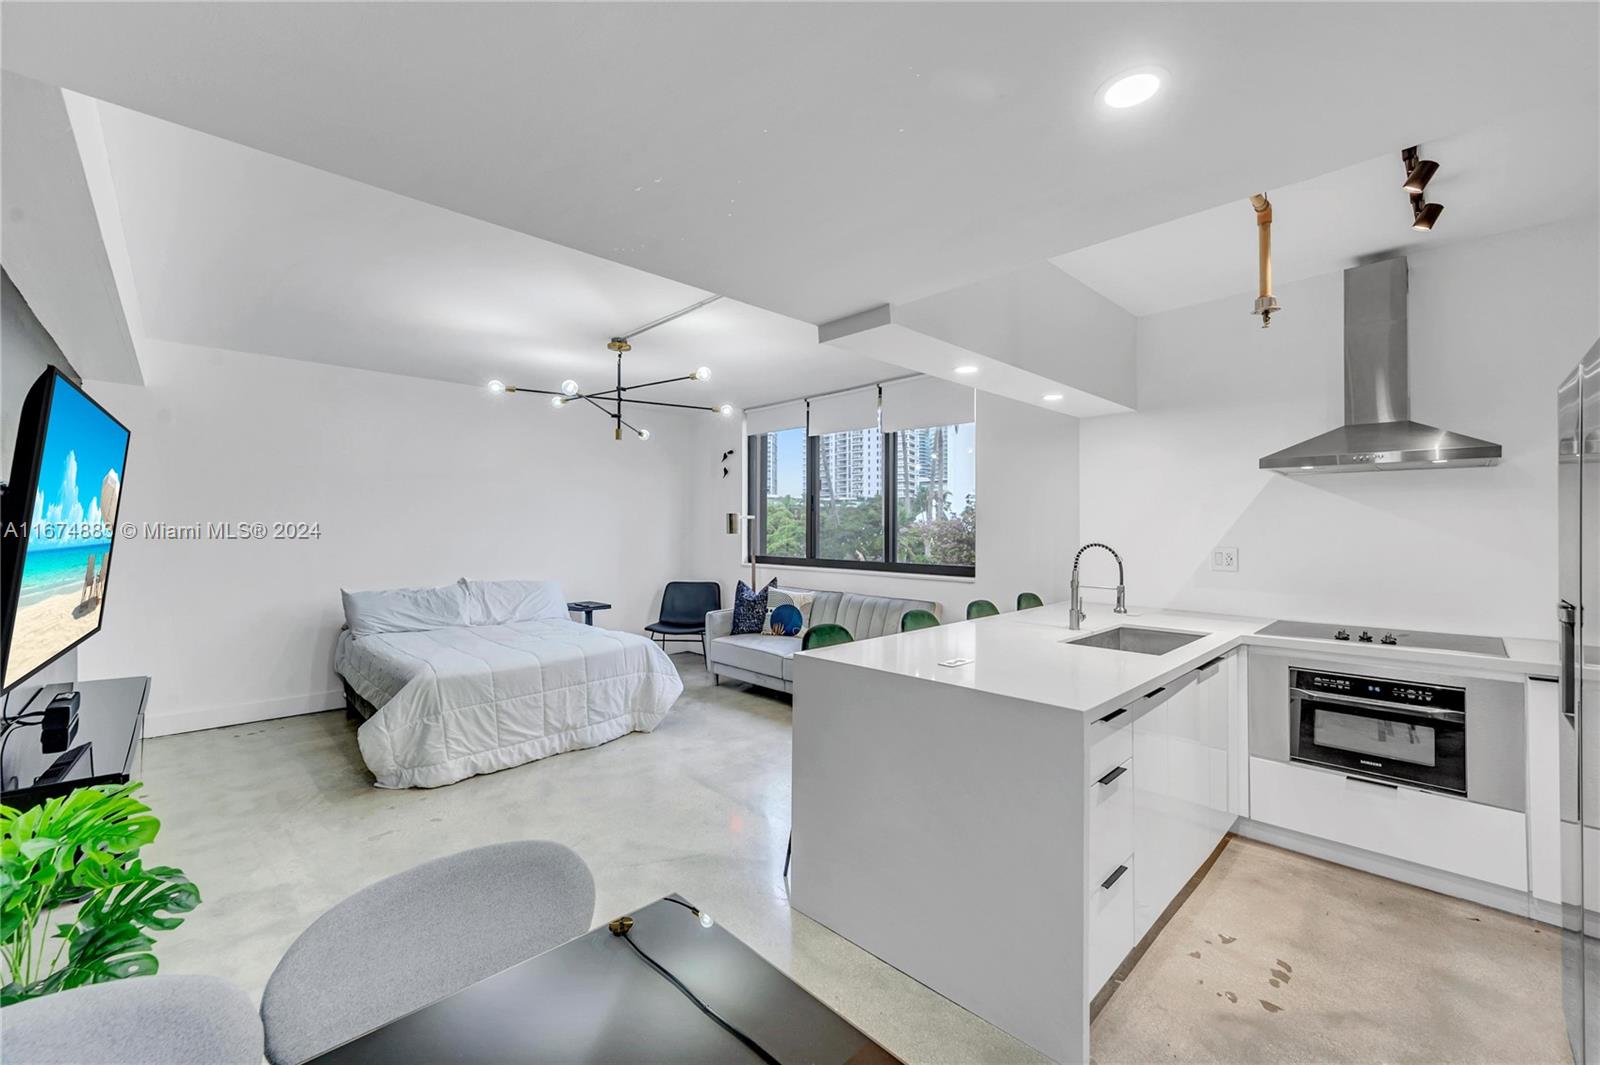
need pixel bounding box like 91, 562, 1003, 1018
1560, 339, 1600, 1063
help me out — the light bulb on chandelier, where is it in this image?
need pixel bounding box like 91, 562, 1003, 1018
487, 295, 734, 439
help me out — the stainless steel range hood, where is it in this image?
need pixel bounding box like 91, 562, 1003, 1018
1259, 257, 1501, 473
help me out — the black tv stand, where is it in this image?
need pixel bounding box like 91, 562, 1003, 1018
0, 676, 148, 810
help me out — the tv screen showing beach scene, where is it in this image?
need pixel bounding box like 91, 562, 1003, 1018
4, 374, 130, 690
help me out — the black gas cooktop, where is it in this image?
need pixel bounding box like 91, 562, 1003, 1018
1258, 620, 1508, 657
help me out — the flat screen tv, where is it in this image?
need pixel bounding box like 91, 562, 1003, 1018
1, 368, 131, 692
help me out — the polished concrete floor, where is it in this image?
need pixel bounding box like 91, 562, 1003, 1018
139, 655, 1047, 1064
1093, 835, 1567, 1063
139, 656, 1566, 1064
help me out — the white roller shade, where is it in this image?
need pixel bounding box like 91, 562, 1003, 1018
807, 386, 879, 437
881, 376, 976, 432
745, 400, 807, 436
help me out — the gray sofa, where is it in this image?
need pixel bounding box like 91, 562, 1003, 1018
705, 586, 939, 694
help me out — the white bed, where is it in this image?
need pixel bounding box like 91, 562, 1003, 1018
333, 579, 682, 788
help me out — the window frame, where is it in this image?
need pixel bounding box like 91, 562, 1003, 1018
749, 426, 975, 579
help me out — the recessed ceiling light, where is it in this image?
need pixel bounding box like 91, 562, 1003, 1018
955, 365, 979, 375
1099, 68, 1165, 109
1042, 393, 1064, 402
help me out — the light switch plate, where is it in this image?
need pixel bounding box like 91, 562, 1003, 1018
1212, 546, 1239, 573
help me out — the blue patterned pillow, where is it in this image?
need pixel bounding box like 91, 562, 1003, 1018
769, 603, 803, 636
731, 579, 777, 635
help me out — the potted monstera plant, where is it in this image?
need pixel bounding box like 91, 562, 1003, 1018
0, 781, 199, 1005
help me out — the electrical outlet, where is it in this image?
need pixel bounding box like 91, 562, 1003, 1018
1212, 546, 1239, 573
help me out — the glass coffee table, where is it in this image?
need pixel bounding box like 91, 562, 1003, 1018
308, 894, 896, 1064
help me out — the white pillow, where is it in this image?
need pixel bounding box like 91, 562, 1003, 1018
341, 583, 473, 639
461, 579, 568, 625
769, 589, 816, 632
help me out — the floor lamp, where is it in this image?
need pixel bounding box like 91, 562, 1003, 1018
726, 513, 756, 589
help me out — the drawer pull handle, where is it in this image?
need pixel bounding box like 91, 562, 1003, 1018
1097, 764, 1128, 787
1101, 864, 1129, 891
1096, 706, 1129, 725
1345, 774, 1398, 791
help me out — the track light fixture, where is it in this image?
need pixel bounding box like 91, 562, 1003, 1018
1401, 147, 1444, 232
1411, 202, 1445, 232
487, 295, 737, 441
1402, 157, 1438, 195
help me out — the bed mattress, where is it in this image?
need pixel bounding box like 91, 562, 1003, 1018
334, 619, 682, 788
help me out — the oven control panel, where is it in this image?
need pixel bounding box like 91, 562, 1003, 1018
1292, 668, 1465, 712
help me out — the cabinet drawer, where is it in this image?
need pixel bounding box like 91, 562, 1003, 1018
1089, 758, 1134, 883
1089, 713, 1134, 781
1088, 853, 1135, 993
1249, 757, 1527, 890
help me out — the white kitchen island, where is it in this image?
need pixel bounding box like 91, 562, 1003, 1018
789, 604, 1263, 1064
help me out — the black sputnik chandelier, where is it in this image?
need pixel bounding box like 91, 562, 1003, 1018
489, 294, 736, 440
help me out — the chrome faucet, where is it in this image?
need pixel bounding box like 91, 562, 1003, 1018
1070, 543, 1127, 630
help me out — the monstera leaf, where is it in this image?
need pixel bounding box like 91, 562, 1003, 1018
0, 783, 198, 1006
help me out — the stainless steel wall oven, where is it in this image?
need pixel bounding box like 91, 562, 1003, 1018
1289, 667, 1466, 796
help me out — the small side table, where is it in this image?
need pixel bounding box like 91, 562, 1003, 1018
567, 601, 612, 626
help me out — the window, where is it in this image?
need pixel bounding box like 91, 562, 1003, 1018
758, 428, 807, 559
817, 429, 884, 563
894, 422, 976, 567
748, 420, 975, 577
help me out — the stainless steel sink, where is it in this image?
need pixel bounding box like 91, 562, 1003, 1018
1064, 626, 1206, 655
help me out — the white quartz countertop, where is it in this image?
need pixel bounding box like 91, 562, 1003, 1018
799, 603, 1561, 718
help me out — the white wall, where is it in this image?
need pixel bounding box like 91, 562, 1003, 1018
1079, 216, 1600, 640
80, 341, 703, 735
690, 391, 1080, 621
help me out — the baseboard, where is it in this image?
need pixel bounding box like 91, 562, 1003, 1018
1532, 896, 1564, 928
143, 689, 345, 737
1235, 818, 1539, 921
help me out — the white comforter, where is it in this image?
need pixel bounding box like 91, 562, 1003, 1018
334, 619, 682, 788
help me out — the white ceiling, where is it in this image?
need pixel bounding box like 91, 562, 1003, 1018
4, 2, 1595, 326
90, 99, 899, 408
1, 72, 142, 384
1051, 103, 1600, 317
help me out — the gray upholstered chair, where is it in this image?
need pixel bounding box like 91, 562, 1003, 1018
260, 840, 595, 1065
0, 974, 263, 1065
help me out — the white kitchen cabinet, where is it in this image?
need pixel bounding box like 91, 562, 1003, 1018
1089, 757, 1134, 887
1527, 677, 1562, 907
1250, 756, 1528, 890
1226, 647, 1250, 818
1088, 711, 1134, 782
1088, 852, 1134, 992
1131, 688, 1173, 937
1132, 655, 1237, 937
